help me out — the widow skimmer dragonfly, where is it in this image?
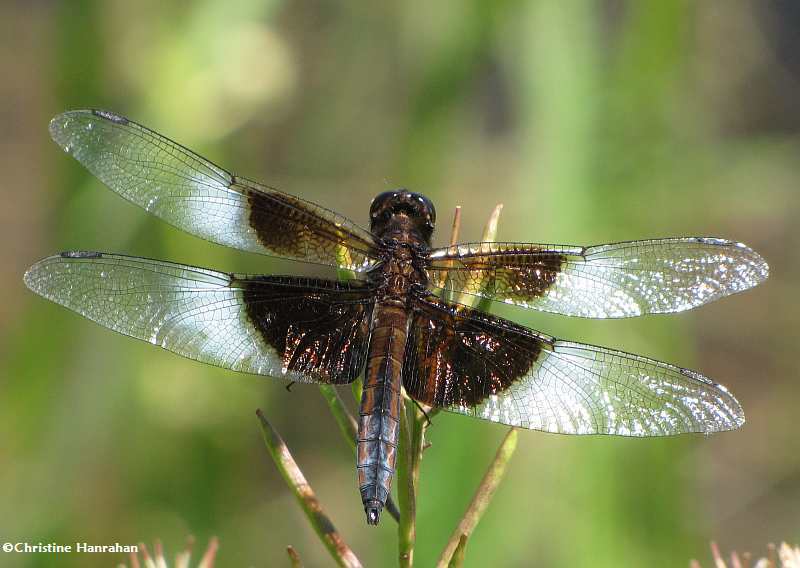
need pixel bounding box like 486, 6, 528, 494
25, 109, 769, 525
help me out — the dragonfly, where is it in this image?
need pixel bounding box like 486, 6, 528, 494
25, 109, 769, 525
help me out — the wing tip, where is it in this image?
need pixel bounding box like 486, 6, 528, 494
678, 368, 746, 433
49, 109, 129, 147
22, 263, 39, 293
739, 242, 770, 285
730, 410, 746, 431
23, 256, 54, 296
704, 381, 746, 434
48, 113, 69, 146
690, 238, 769, 287
718, 240, 769, 292
48, 110, 89, 147
23, 251, 105, 294
673, 238, 770, 300
710, 408, 746, 434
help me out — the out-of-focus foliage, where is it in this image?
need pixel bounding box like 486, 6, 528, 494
0, 1, 798, 566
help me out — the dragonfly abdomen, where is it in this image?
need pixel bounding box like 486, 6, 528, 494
357, 303, 407, 525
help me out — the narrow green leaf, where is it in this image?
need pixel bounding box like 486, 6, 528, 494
256, 409, 363, 568
435, 428, 518, 568
318, 385, 358, 446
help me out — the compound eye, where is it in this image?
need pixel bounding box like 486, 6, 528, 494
421, 196, 436, 224
370, 191, 398, 217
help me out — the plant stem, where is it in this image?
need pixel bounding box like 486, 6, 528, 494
319, 385, 357, 442
409, 405, 427, 490
455, 203, 503, 308
197, 537, 218, 568
447, 535, 468, 568
287, 545, 303, 568
256, 409, 363, 568
398, 399, 432, 568
396, 205, 467, 566
435, 428, 518, 568
449, 205, 463, 246
396, 203, 506, 566
436, 205, 462, 299
397, 398, 416, 567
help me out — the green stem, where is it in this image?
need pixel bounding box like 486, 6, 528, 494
397, 398, 416, 567
256, 409, 363, 568
398, 381, 436, 567
447, 535, 468, 568
435, 428, 518, 568
397, 202, 506, 566
410, 405, 426, 490
319, 385, 358, 443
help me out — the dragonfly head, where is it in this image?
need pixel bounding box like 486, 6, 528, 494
369, 189, 436, 244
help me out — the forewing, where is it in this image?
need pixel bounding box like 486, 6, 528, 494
24, 252, 375, 384
426, 238, 768, 318
403, 294, 744, 435
49, 110, 381, 271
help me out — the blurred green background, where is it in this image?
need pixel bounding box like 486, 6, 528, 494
1, 1, 798, 566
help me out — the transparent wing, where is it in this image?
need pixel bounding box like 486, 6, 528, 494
24, 252, 375, 383
426, 238, 768, 318
49, 110, 381, 271
403, 294, 744, 435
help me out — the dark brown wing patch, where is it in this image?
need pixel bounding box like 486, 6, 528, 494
239, 276, 375, 384
48, 110, 382, 272
402, 292, 744, 436
23, 253, 375, 384
427, 243, 566, 306
403, 293, 546, 408
427, 239, 769, 318
240, 177, 381, 271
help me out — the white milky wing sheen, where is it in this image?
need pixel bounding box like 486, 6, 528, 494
557, 238, 769, 317
428, 238, 769, 318
48, 110, 379, 271
450, 339, 744, 436
23, 252, 304, 381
